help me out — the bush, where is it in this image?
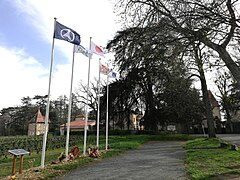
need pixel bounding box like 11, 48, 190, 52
135, 130, 156, 135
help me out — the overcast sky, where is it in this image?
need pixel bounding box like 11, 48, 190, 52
0, 0, 120, 110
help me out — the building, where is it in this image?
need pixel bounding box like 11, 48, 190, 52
130, 110, 143, 130
28, 109, 49, 136
201, 90, 223, 133
208, 90, 221, 120
60, 116, 95, 135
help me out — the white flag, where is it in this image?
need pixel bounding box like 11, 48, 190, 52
74, 45, 91, 58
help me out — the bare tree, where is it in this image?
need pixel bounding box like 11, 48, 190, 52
116, 0, 240, 85
75, 79, 103, 120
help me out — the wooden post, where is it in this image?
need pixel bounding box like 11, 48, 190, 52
8, 149, 30, 176
19, 155, 24, 174
12, 155, 16, 175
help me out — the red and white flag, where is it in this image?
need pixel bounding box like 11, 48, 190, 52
90, 41, 104, 57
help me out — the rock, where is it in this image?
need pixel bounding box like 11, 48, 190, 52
231, 144, 239, 151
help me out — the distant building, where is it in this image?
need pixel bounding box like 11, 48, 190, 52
201, 90, 223, 133
60, 116, 95, 135
208, 90, 221, 120
130, 110, 143, 130
28, 109, 49, 136
228, 101, 240, 133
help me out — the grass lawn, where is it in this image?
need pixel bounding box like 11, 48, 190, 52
185, 137, 240, 179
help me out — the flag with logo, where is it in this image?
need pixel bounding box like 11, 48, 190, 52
74, 45, 91, 58
100, 64, 109, 75
90, 41, 104, 56
54, 21, 81, 45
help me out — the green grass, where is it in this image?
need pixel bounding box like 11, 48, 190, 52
0, 147, 65, 177
185, 138, 240, 179
149, 133, 195, 141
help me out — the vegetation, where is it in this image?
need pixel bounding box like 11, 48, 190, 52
2, 133, 240, 179
0, 135, 96, 177
0, 134, 192, 179
106, 0, 240, 137
115, 0, 240, 85
106, 25, 204, 132
0, 135, 94, 158
0, 94, 84, 136
185, 138, 240, 179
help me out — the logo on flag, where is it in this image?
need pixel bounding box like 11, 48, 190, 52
54, 21, 81, 45
100, 64, 109, 75
108, 70, 117, 78
90, 41, 104, 56
74, 45, 91, 58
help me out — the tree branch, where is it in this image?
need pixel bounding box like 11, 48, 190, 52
222, 0, 237, 47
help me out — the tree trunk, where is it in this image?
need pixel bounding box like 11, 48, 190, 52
112, 116, 115, 130
194, 44, 216, 138
144, 82, 158, 132
200, 72, 216, 138
127, 110, 131, 130
225, 109, 233, 133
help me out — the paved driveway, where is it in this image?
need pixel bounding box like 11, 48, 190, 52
58, 141, 188, 180
195, 134, 240, 146
217, 134, 240, 146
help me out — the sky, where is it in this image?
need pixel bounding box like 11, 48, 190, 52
0, 0, 121, 110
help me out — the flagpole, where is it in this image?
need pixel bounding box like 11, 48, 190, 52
83, 37, 92, 155
41, 17, 57, 168
106, 74, 109, 151
96, 58, 101, 148
65, 45, 76, 157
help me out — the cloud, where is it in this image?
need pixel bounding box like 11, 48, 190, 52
12, 0, 120, 54
0, 46, 48, 109
0, 46, 90, 109
0, 44, 109, 109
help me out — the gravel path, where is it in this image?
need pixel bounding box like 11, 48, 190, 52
57, 141, 188, 180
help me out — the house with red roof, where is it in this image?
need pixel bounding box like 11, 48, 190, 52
28, 109, 49, 136
60, 116, 95, 135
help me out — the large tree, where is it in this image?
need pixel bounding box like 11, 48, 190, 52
107, 26, 204, 132
192, 43, 216, 137
116, 0, 240, 85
